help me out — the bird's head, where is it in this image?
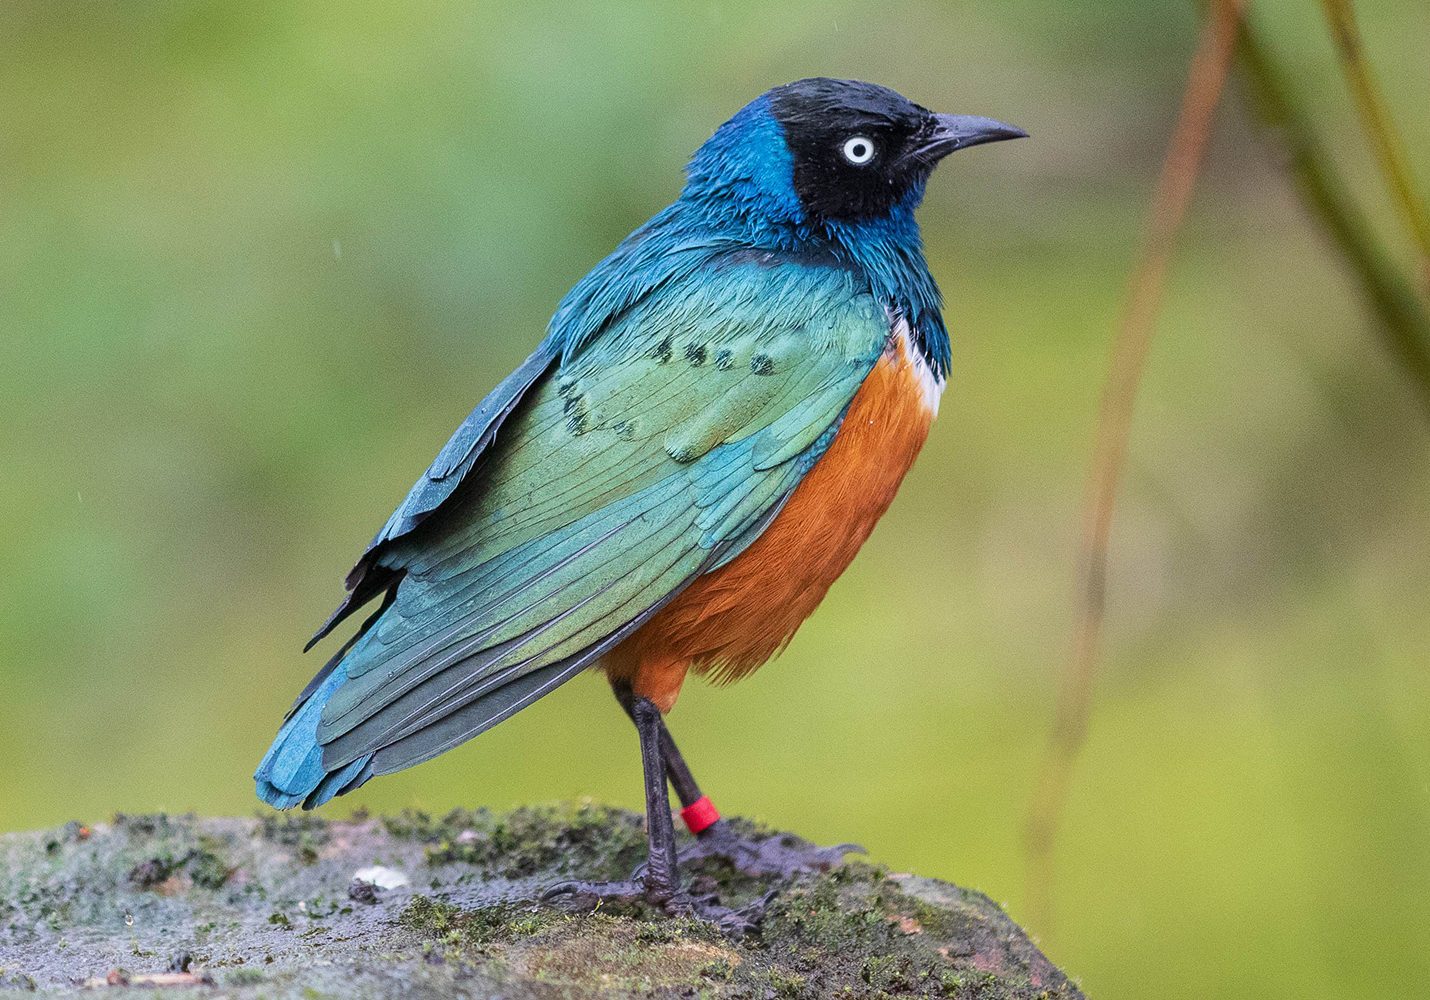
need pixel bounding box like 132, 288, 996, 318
683, 77, 1025, 235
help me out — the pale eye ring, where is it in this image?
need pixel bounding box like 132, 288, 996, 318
841, 135, 876, 165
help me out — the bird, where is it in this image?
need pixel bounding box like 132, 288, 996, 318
255, 77, 1023, 916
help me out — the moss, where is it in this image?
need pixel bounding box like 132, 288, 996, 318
699, 956, 735, 981
189, 840, 235, 889
126, 841, 232, 891
1, 806, 1081, 999
0, 969, 38, 991
41, 822, 91, 856
415, 802, 648, 881
632, 916, 719, 945
400, 896, 748, 995
395, 866, 1073, 1000
749, 864, 1065, 1000
397, 896, 460, 936
515, 913, 743, 994
760, 966, 809, 997
400, 895, 561, 947
127, 856, 178, 888
259, 813, 330, 865
380, 807, 485, 842
111, 813, 177, 837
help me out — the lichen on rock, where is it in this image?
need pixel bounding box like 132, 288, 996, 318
0, 803, 1084, 998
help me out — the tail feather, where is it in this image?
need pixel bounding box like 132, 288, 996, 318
255, 664, 374, 810
258, 591, 396, 809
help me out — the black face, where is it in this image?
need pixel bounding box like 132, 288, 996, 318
767, 78, 1025, 225
769, 78, 937, 224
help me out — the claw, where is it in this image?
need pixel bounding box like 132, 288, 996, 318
541, 881, 575, 900
680, 890, 764, 938
541, 878, 647, 906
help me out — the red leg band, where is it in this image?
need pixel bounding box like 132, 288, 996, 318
680, 795, 720, 835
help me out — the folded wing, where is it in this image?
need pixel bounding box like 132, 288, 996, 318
257, 251, 888, 806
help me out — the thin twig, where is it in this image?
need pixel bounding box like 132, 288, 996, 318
1022, 0, 1246, 935
1320, 0, 1430, 289
1236, 16, 1430, 417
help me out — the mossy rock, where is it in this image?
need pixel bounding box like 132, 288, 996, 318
0, 803, 1084, 998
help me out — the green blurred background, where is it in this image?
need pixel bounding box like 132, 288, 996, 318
3, 1, 1428, 997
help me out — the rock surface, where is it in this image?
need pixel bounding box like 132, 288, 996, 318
0, 803, 1084, 998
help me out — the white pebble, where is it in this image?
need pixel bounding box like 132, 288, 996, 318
352, 865, 409, 890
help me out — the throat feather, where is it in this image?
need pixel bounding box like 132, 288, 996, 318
891, 316, 945, 415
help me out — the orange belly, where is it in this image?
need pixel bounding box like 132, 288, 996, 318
603, 332, 937, 711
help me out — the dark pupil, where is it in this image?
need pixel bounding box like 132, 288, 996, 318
849, 141, 868, 158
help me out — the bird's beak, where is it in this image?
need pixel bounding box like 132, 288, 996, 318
909, 113, 1027, 164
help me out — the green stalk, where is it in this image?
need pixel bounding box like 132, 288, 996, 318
1238, 12, 1430, 416
1320, 0, 1430, 288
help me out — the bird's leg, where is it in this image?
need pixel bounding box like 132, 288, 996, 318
547, 681, 852, 933
542, 692, 681, 908
630, 694, 680, 902
658, 723, 704, 812
632, 696, 775, 935
613, 683, 862, 879
535, 684, 757, 934
612, 683, 721, 837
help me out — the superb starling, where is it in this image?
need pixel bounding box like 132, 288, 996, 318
257, 78, 1023, 916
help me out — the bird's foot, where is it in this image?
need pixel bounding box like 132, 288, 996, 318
540, 877, 651, 911
681, 820, 863, 878
680, 876, 775, 938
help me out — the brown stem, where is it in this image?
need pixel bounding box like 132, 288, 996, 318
1021, 0, 1246, 936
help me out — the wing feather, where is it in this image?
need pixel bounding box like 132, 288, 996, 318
290, 252, 891, 789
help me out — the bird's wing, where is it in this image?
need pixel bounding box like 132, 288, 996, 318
305, 213, 716, 652
303, 341, 560, 652
309, 254, 890, 778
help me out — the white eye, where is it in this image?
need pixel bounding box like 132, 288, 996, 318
841, 135, 876, 165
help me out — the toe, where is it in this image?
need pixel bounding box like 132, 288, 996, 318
541, 878, 647, 907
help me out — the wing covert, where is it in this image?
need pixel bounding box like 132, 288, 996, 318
312, 252, 891, 775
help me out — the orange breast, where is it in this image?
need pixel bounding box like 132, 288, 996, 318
604, 333, 937, 711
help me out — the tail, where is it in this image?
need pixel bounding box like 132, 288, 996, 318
255, 640, 375, 810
